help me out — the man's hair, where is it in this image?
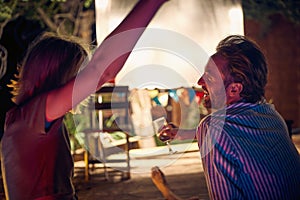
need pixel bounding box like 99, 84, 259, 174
216, 35, 268, 103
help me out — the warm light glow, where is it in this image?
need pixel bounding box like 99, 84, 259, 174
108, 17, 122, 33
116, 49, 203, 90
96, 0, 109, 11
95, 0, 244, 89
228, 7, 244, 34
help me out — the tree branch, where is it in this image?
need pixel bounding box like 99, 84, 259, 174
37, 7, 57, 32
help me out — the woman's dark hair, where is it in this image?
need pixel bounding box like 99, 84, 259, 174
10, 32, 89, 104
216, 35, 268, 103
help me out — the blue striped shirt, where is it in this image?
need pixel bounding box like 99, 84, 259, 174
197, 102, 300, 200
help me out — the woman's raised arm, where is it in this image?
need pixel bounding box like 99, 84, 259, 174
46, 0, 169, 121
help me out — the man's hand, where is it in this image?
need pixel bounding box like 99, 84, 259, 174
158, 122, 178, 141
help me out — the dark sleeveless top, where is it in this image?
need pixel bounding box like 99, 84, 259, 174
1, 93, 75, 199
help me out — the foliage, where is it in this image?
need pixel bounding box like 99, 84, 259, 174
0, 0, 94, 37
64, 110, 90, 151
242, 0, 300, 25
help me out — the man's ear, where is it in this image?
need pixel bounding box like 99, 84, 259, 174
227, 83, 243, 97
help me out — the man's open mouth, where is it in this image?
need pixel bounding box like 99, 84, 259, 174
202, 86, 209, 97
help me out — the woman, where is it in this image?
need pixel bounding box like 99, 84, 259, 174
1, 0, 169, 199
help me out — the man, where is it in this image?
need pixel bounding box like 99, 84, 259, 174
152, 35, 300, 200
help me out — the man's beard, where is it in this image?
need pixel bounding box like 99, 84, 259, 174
203, 93, 212, 109
203, 92, 226, 111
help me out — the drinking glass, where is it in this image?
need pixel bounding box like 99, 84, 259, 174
153, 117, 176, 154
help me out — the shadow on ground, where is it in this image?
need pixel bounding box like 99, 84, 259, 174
73, 166, 209, 200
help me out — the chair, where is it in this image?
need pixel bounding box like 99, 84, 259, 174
81, 86, 135, 181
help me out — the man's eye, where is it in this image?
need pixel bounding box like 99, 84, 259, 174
206, 75, 213, 82
204, 72, 213, 82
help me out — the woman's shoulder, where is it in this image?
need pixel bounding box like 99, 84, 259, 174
6, 93, 48, 125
